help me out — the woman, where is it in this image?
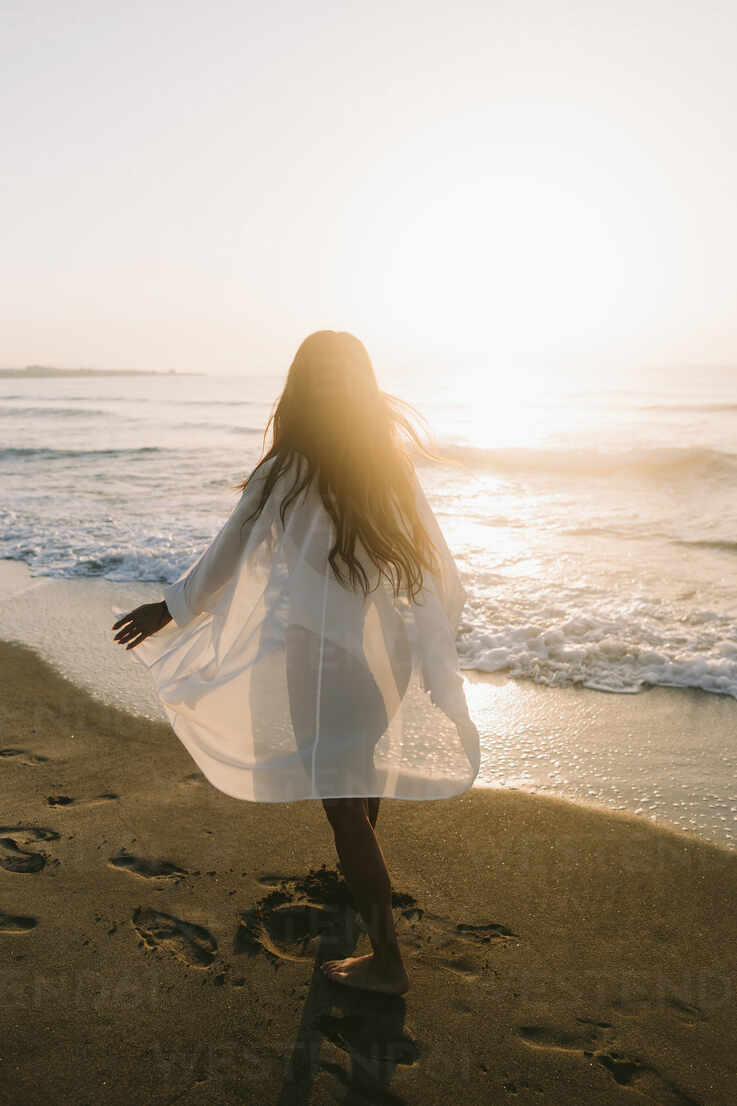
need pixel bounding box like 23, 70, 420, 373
112, 330, 480, 996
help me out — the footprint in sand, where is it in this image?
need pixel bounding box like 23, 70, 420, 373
516, 1020, 701, 1105
132, 907, 218, 967
0, 748, 49, 766
0, 826, 60, 874
0, 912, 38, 932
46, 793, 119, 807
109, 849, 188, 880
382, 892, 518, 980
236, 867, 354, 964
611, 993, 707, 1025
235, 866, 518, 979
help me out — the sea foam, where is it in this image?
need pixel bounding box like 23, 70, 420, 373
458, 599, 737, 698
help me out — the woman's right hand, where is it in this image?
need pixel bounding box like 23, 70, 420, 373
112, 601, 172, 650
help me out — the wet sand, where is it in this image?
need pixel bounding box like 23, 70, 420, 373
1, 635, 736, 1105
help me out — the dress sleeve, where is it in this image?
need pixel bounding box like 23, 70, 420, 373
162, 458, 276, 629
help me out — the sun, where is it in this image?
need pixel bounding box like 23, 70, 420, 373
333, 103, 677, 369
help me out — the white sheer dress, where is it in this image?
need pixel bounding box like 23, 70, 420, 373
114, 454, 480, 801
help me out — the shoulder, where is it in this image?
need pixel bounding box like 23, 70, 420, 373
244, 453, 281, 488
241, 453, 306, 507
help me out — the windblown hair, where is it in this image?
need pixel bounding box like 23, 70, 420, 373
229, 330, 462, 601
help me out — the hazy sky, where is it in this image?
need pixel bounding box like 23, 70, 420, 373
2, 1, 736, 377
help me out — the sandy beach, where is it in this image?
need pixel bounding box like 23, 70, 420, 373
2, 634, 736, 1105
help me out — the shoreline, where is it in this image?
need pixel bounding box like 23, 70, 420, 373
1, 555, 736, 851
1, 631, 734, 852
1, 633, 736, 1104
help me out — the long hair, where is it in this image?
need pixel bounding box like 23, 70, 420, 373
229, 330, 463, 601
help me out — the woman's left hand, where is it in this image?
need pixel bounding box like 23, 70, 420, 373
112, 602, 171, 650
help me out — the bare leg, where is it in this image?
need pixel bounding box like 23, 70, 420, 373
367, 796, 380, 830
337, 797, 380, 875
363, 796, 380, 830
320, 797, 408, 994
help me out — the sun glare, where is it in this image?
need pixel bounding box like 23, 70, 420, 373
336, 104, 679, 366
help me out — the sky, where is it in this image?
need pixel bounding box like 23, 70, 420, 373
2, 1, 737, 378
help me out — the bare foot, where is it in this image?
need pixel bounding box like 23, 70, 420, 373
320, 952, 409, 995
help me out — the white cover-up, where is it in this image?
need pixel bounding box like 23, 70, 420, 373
114, 454, 480, 802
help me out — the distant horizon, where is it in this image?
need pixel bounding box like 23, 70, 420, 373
0, 365, 205, 377
1, 355, 736, 381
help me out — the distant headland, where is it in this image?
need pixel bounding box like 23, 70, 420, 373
0, 365, 204, 378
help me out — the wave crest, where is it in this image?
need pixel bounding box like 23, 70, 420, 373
424, 443, 735, 480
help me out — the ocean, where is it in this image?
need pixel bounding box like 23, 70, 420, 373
2, 361, 736, 698
1, 360, 736, 848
